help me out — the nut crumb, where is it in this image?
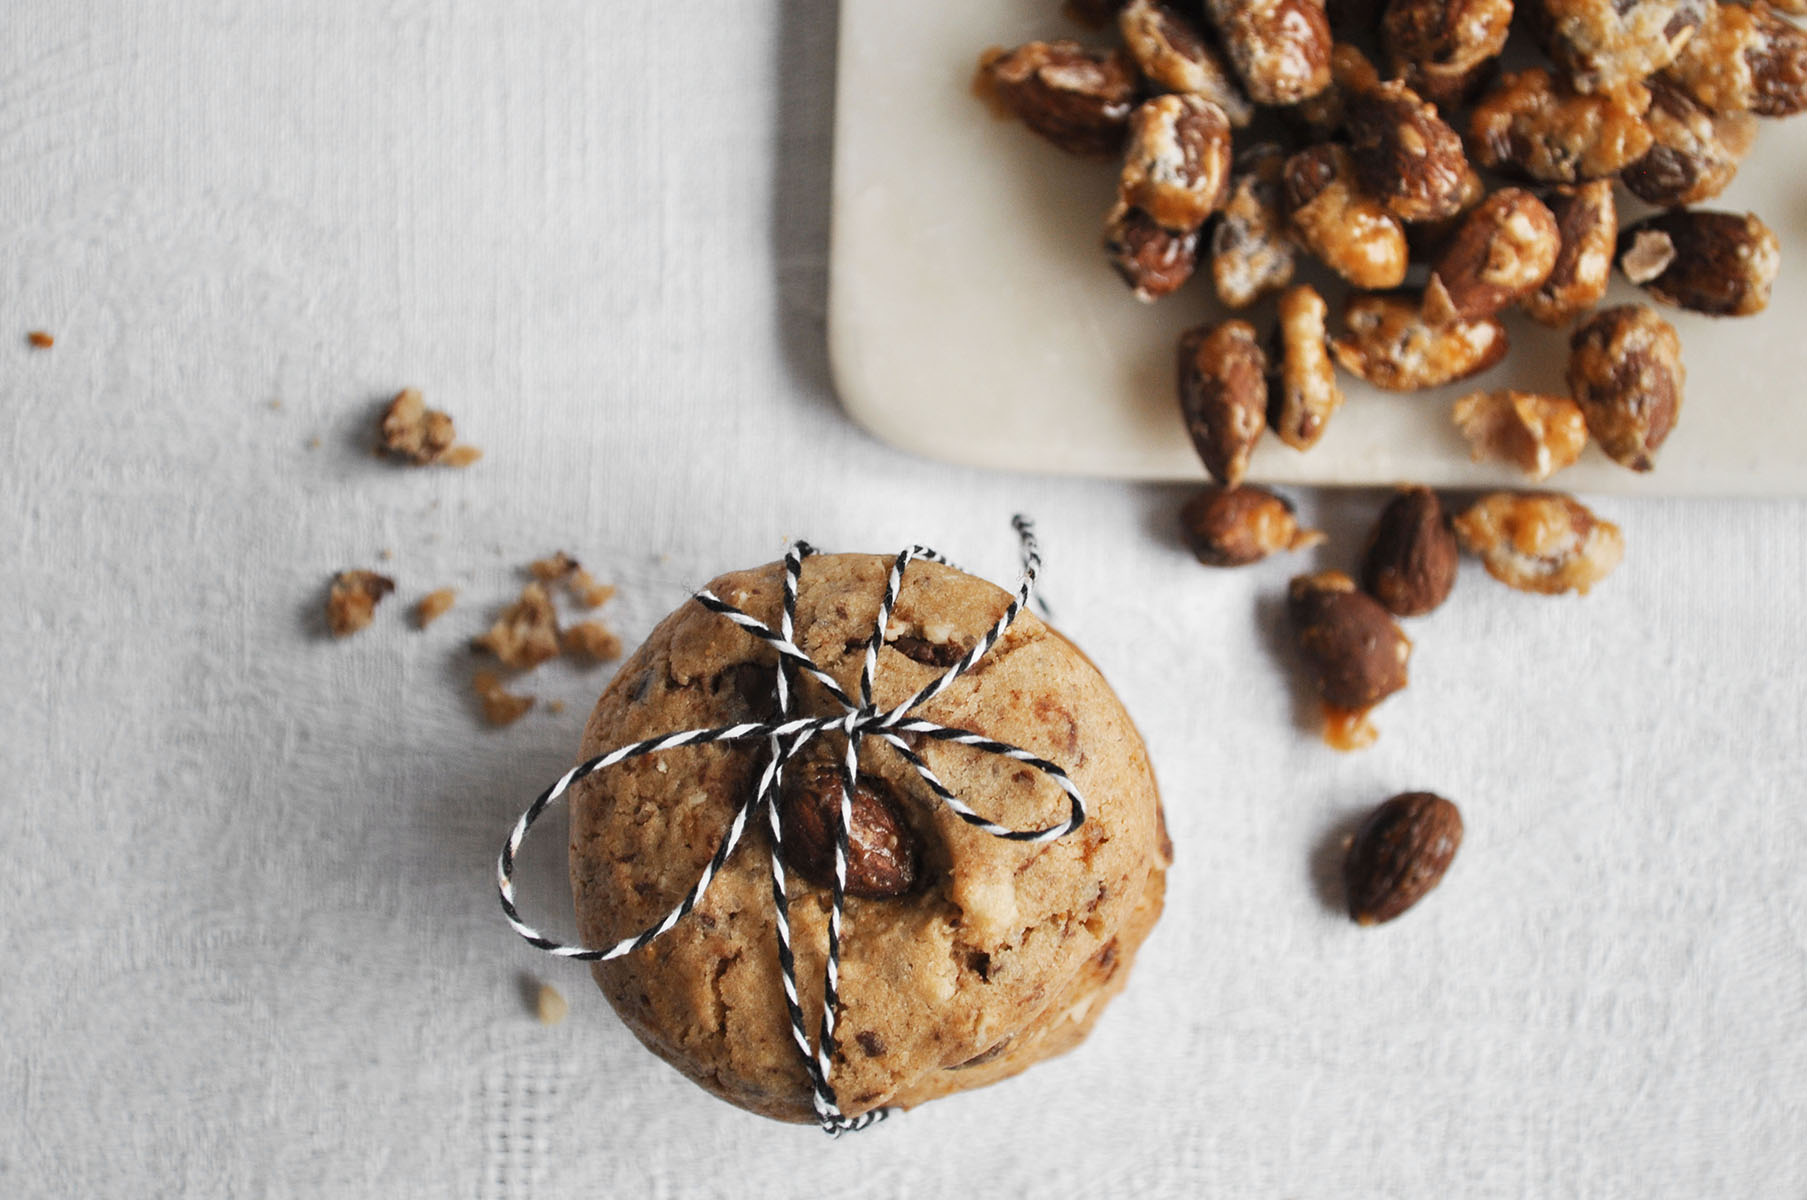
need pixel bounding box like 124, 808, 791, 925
563, 620, 624, 663
475, 670, 534, 727
326, 570, 395, 637
415, 588, 457, 629
377, 387, 482, 466
570, 569, 615, 609
473, 583, 561, 669
306, 437, 322, 450
27, 331, 53, 349
546, 699, 567, 716
535, 982, 569, 1025
529, 551, 581, 582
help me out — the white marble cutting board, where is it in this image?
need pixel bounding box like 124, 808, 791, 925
827, 0, 1807, 494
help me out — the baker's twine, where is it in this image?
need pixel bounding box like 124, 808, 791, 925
497, 517, 1086, 1135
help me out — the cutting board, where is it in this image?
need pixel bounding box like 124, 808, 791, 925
827, 0, 1807, 494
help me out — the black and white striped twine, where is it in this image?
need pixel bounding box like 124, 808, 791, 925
497, 517, 1086, 1135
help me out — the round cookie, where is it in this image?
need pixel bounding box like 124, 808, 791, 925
569, 553, 1167, 1123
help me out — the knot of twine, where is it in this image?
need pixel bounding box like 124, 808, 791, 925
497, 517, 1087, 1135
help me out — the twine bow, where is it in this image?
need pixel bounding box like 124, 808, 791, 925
497, 517, 1087, 1134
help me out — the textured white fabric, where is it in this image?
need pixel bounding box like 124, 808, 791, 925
4, 3, 1805, 1196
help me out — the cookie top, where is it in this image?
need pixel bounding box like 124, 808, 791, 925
569, 553, 1162, 1122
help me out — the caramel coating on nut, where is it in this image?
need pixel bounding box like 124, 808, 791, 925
1619, 209, 1779, 317
1331, 291, 1508, 391
1469, 68, 1654, 182
1211, 144, 1297, 308
1346, 79, 1477, 223
1361, 486, 1459, 617
1118, 0, 1256, 126
1288, 41, 1382, 140
1429, 188, 1561, 322
1284, 144, 1409, 289
1453, 491, 1624, 594
1178, 320, 1269, 486
1179, 485, 1322, 567
1105, 202, 1201, 301
1202, 0, 1335, 105
1120, 94, 1234, 232
1269, 284, 1343, 450
1667, 0, 1807, 116
1452, 389, 1590, 481
1532, 0, 1707, 95
1566, 304, 1685, 471
1382, 0, 1513, 107
1522, 180, 1617, 326
1623, 77, 1757, 207
978, 41, 1139, 157
1287, 570, 1412, 710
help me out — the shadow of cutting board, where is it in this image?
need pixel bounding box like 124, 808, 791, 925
827, 0, 1807, 494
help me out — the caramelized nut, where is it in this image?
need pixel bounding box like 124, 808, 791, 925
1344, 792, 1463, 925
1522, 180, 1617, 326
1119, 0, 1255, 125
1452, 389, 1590, 480
1180, 485, 1323, 566
1202, 0, 1335, 105
779, 760, 919, 899
1284, 144, 1409, 289
1623, 77, 1758, 207
1360, 486, 1459, 617
1531, 0, 1707, 94
1105, 203, 1201, 301
1120, 94, 1234, 232
1469, 67, 1654, 182
1566, 305, 1685, 470
1428, 188, 1561, 322
1178, 320, 1269, 486
1268, 284, 1343, 450
1381, 0, 1513, 107
1667, 0, 1807, 116
1453, 491, 1624, 594
1288, 41, 1383, 140
1618, 209, 1780, 316
1211, 143, 1298, 308
978, 42, 1140, 157
1288, 570, 1413, 710
1330, 292, 1508, 391
1346, 79, 1477, 223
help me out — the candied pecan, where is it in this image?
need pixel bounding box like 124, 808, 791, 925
977, 42, 1139, 156
1361, 486, 1459, 617
1180, 485, 1323, 566
1623, 77, 1758, 206
1522, 180, 1617, 325
1119, 94, 1234, 232
1211, 143, 1297, 309
1452, 492, 1624, 595
1666, 0, 1807, 116
1268, 284, 1343, 450
1178, 320, 1269, 487
1105, 202, 1201, 301
1288, 570, 1413, 710
1118, 0, 1255, 125
1566, 305, 1685, 470
1330, 292, 1508, 391
1345, 79, 1476, 223
1618, 209, 1779, 316
1427, 188, 1561, 322
326, 570, 395, 637
1452, 389, 1590, 480
1381, 0, 1514, 107
1284, 144, 1409, 290
1531, 0, 1708, 94
1469, 68, 1654, 182
1202, 0, 1334, 105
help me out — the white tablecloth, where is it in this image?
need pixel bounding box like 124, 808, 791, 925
5, 3, 1805, 1196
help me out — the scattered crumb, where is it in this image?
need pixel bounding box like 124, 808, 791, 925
27, 331, 53, 349
562, 620, 623, 663
529, 551, 581, 582
474, 670, 534, 726
546, 699, 567, 716
473, 583, 561, 669
326, 570, 395, 637
378, 548, 394, 561
529, 551, 617, 609
306, 437, 322, 450
415, 588, 457, 629
267, 398, 283, 411
535, 981, 569, 1025
570, 568, 615, 610
376, 387, 481, 466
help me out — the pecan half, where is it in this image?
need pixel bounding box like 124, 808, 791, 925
1618, 209, 1780, 316
1331, 291, 1508, 391
1119, 0, 1255, 125
1120, 94, 1234, 232
1623, 77, 1758, 207
1469, 68, 1654, 182
1452, 389, 1590, 480
1381, 0, 1513, 106
1360, 486, 1459, 617
1180, 485, 1324, 566
1346, 79, 1477, 223
1105, 202, 1201, 301
1522, 180, 1617, 326
1202, 0, 1335, 105
1284, 144, 1409, 290
1666, 0, 1807, 116
1531, 0, 1708, 94
1344, 792, 1463, 925
1211, 143, 1297, 308
1178, 319, 1269, 486
1428, 188, 1561, 322
977, 42, 1140, 157
1566, 305, 1685, 470
1288, 570, 1413, 710
1453, 491, 1625, 594
1268, 284, 1343, 450
779, 760, 919, 899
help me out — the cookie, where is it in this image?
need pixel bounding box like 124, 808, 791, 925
569, 553, 1168, 1123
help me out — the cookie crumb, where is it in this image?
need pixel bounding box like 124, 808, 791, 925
562, 620, 623, 663
570, 568, 615, 609
529, 552, 616, 608
415, 588, 457, 629
27, 331, 53, 349
546, 699, 567, 716
473, 583, 561, 669
267, 398, 283, 412
529, 551, 581, 582
378, 548, 394, 562
376, 387, 481, 466
306, 437, 322, 450
474, 670, 534, 726
326, 570, 395, 637
535, 981, 568, 1025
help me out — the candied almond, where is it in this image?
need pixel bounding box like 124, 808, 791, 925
1453, 491, 1624, 594
1106, 203, 1201, 301
1178, 320, 1269, 487
1428, 188, 1561, 322
1469, 68, 1653, 183
1210, 144, 1297, 309
1624, 78, 1758, 207
1381, 0, 1513, 106
1452, 390, 1589, 481
1118, 0, 1255, 125
1284, 144, 1409, 290
1531, 0, 1707, 95
1119, 94, 1234, 232
1566, 304, 1685, 471
1288, 570, 1413, 734
1667, 0, 1807, 117
1345, 79, 1476, 224
977, 41, 1139, 157
1330, 291, 1507, 391
1268, 284, 1343, 451
1180, 485, 1323, 567
1618, 210, 1779, 317
1522, 180, 1617, 326
1202, 0, 1335, 106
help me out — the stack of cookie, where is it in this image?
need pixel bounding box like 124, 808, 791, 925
568, 553, 1170, 1122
